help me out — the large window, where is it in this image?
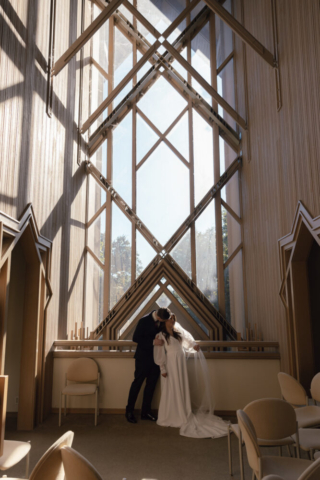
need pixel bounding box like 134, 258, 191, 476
83, 0, 245, 338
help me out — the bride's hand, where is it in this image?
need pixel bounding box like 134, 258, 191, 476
193, 344, 200, 352
154, 338, 164, 346
162, 373, 167, 378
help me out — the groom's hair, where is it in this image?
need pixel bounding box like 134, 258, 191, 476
156, 307, 171, 320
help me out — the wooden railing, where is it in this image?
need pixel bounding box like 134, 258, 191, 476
53, 340, 280, 359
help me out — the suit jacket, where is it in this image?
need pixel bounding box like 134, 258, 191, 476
133, 311, 160, 362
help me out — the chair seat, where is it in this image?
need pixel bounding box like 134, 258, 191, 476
295, 406, 320, 428
230, 423, 294, 446
291, 428, 320, 450
62, 384, 97, 396
261, 456, 312, 479
314, 451, 320, 459
0, 440, 31, 470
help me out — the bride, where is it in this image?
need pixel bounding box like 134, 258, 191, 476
154, 314, 228, 438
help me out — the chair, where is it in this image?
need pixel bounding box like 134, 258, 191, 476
229, 398, 298, 480
59, 358, 100, 426
310, 373, 320, 405
3, 430, 74, 480
278, 373, 320, 428
61, 446, 103, 480
237, 409, 312, 480
262, 458, 320, 479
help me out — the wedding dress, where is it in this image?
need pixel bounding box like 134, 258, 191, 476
154, 323, 228, 438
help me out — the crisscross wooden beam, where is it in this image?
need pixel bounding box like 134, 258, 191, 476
203, 0, 276, 68
52, 0, 123, 76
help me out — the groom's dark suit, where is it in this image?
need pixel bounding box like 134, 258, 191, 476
126, 310, 161, 415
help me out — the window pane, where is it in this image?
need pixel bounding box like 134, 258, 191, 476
215, 0, 233, 69
170, 229, 191, 278
224, 249, 245, 333
114, 28, 133, 88
113, 112, 132, 207
167, 285, 209, 336
138, 76, 188, 133
221, 170, 240, 217
87, 210, 106, 265
136, 0, 186, 34
191, 27, 211, 105
193, 110, 214, 205
195, 201, 218, 307
219, 136, 237, 174
137, 142, 190, 245
87, 174, 106, 223
166, 110, 189, 162
90, 142, 107, 178
92, 6, 109, 72
136, 230, 157, 278
136, 113, 159, 164
222, 205, 242, 260
85, 253, 104, 331
89, 65, 108, 135
217, 58, 236, 131
156, 292, 172, 309
110, 203, 132, 308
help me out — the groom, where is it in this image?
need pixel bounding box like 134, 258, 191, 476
125, 307, 171, 423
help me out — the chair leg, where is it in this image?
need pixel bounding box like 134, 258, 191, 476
251, 471, 255, 480
228, 426, 233, 475
59, 393, 62, 427
64, 394, 67, 416
239, 432, 245, 480
278, 446, 282, 456
25, 449, 30, 478
286, 445, 291, 457
95, 390, 98, 426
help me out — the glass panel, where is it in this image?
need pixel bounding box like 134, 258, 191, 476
222, 205, 242, 259
217, 58, 236, 130
110, 203, 132, 308
136, 230, 157, 278
221, 170, 240, 217
191, 26, 211, 105
90, 142, 107, 178
87, 174, 106, 223
137, 21, 156, 45
224, 250, 245, 332
193, 109, 214, 205
167, 285, 209, 336
137, 50, 153, 82
191, 0, 206, 20
219, 135, 237, 174
113, 80, 133, 110
136, 113, 159, 164
137, 142, 190, 245
167, 19, 187, 45
215, 0, 233, 69
171, 48, 188, 81
156, 292, 171, 308
160, 277, 167, 284
85, 252, 104, 332
87, 211, 106, 265
117, 2, 133, 23
114, 27, 133, 88
112, 111, 132, 207
92, 6, 109, 73
89, 65, 108, 135
166, 110, 189, 162
171, 229, 191, 278
119, 284, 160, 337
195, 201, 218, 308
138, 76, 188, 133
136, 0, 186, 34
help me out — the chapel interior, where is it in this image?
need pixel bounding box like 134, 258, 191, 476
0, 0, 320, 479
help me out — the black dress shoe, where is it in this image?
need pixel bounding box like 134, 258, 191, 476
141, 412, 157, 421
125, 411, 137, 423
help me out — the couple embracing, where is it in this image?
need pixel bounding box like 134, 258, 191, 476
126, 307, 228, 438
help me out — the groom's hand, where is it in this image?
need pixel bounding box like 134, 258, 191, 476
154, 338, 164, 346
193, 344, 200, 352
161, 373, 167, 378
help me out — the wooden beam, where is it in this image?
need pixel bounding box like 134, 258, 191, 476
52, 0, 123, 76
203, 0, 275, 67
163, 40, 247, 129
121, 0, 161, 39
162, 0, 201, 39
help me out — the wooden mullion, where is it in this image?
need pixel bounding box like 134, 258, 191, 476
121, 0, 161, 39
223, 243, 243, 270
221, 198, 242, 224
86, 246, 105, 270
162, 0, 201, 39
91, 57, 110, 81
216, 51, 234, 75
86, 202, 107, 228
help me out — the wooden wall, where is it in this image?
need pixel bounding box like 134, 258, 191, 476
233, 0, 320, 371
0, 0, 88, 352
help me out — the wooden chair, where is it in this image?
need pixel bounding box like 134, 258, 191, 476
278, 373, 320, 428
237, 409, 312, 480
61, 446, 103, 480
59, 358, 100, 426
3, 430, 74, 480
262, 458, 320, 479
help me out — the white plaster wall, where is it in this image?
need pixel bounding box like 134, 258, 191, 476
52, 357, 281, 411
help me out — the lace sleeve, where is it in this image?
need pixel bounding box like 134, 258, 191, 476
153, 333, 167, 374
175, 322, 198, 352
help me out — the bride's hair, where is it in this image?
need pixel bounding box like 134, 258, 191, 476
160, 315, 182, 344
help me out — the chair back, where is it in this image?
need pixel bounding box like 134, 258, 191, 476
310, 373, 320, 403
67, 358, 99, 383
29, 431, 74, 480
237, 410, 260, 474
298, 457, 320, 479
61, 446, 103, 480
278, 372, 307, 406
244, 398, 296, 439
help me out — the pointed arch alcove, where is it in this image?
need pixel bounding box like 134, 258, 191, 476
279, 202, 320, 390
0, 205, 52, 430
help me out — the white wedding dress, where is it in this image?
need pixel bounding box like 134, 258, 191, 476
154, 323, 228, 438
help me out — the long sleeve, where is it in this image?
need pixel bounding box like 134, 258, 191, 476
175, 322, 198, 352
133, 316, 154, 352
153, 333, 167, 374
